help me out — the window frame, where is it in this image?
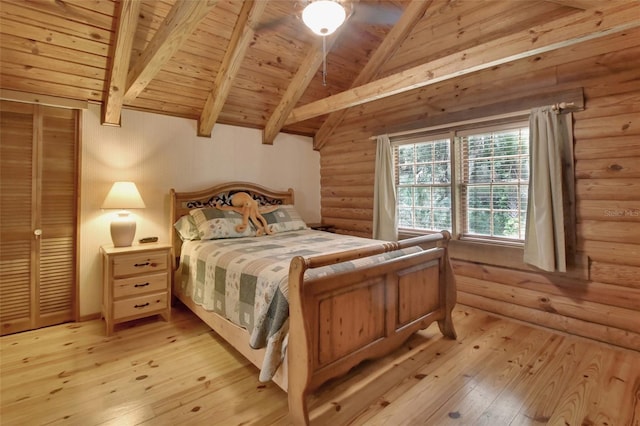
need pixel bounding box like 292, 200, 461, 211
456, 120, 530, 244
392, 117, 530, 246
394, 132, 454, 234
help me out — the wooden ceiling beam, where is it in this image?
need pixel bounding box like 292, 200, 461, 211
544, 0, 608, 10
284, 2, 640, 126
198, 0, 268, 138
102, 0, 141, 126
312, 0, 435, 150
262, 35, 338, 145
262, 0, 368, 145
123, 0, 218, 104
261, 0, 364, 146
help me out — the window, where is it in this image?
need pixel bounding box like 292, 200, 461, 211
393, 120, 530, 244
460, 124, 529, 241
396, 137, 452, 232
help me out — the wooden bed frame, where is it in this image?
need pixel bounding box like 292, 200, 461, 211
170, 182, 457, 424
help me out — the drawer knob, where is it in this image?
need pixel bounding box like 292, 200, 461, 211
134, 282, 150, 288
134, 303, 150, 309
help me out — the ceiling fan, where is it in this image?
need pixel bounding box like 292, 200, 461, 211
257, 0, 403, 36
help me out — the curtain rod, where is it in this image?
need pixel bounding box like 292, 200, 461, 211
370, 102, 579, 140
551, 101, 579, 112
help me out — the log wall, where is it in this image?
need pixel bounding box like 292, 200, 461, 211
319, 38, 640, 351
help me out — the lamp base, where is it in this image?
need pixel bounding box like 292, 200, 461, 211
110, 212, 136, 247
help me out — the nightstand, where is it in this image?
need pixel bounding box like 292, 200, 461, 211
101, 243, 172, 335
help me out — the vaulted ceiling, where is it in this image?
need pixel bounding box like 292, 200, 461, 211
1, 0, 638, 148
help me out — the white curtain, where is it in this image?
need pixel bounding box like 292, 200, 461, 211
524, 107, 573, 272
373, 135, 398, 241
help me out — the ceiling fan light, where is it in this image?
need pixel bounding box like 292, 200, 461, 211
302, 1, 346, 36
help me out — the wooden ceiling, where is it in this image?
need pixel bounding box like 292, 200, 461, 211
1, 0, 638, 147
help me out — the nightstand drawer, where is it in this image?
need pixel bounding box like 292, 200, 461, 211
112, 251, 168, 277
113, 272, 168, 298
113, 292, 168, 320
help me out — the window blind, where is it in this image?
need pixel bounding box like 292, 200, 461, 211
459, 121, 529, 242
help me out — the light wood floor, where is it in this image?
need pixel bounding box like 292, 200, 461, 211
1, 304, 639, 425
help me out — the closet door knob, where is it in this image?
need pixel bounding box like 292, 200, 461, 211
34, 229, 42, 239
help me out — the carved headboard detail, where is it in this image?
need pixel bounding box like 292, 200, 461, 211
183, 190, 285, 209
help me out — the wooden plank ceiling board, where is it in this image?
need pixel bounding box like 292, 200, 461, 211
123, 0, 219, 104
312, 0, 436, 149
198, 0, 269, 137
1, 0, 638, 142
261, 10, 351, 145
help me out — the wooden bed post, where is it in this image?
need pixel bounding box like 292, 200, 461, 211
437, 231, 457, 339
169, 188, 177, 271
287, 256, 312, 425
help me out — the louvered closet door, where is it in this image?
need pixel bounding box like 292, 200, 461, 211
38, 106, 78, 328
0, 102, 36, 334
0, 101, 79, 335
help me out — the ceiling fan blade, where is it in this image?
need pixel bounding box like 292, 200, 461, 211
255, 1, 304, 32
254, 15, 292, 32
350, 3, 403, 26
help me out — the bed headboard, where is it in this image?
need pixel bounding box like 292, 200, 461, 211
169, 181, 295, 267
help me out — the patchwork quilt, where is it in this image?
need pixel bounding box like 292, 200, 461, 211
178, 229, 422, 381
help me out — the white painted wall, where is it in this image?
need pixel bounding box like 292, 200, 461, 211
80, 104, 320, 317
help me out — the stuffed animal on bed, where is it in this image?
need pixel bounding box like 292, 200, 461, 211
216, 192, 279, 236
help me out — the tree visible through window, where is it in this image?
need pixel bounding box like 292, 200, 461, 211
396, 138, 451, 232
393, 120, 530, 244
461, 125, 529, 240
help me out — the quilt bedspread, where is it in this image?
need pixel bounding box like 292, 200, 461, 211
178, 229, 422, 381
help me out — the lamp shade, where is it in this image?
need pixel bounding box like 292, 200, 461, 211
102, 182, 146, 210
302, 0, 346, 36
102, 182, 145, 247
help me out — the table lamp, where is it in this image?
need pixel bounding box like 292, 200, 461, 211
102, 181, 146, 247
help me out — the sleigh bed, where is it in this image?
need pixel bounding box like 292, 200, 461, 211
170, 182, 457, 424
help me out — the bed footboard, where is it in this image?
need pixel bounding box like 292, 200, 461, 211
287, 232, 457, 424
